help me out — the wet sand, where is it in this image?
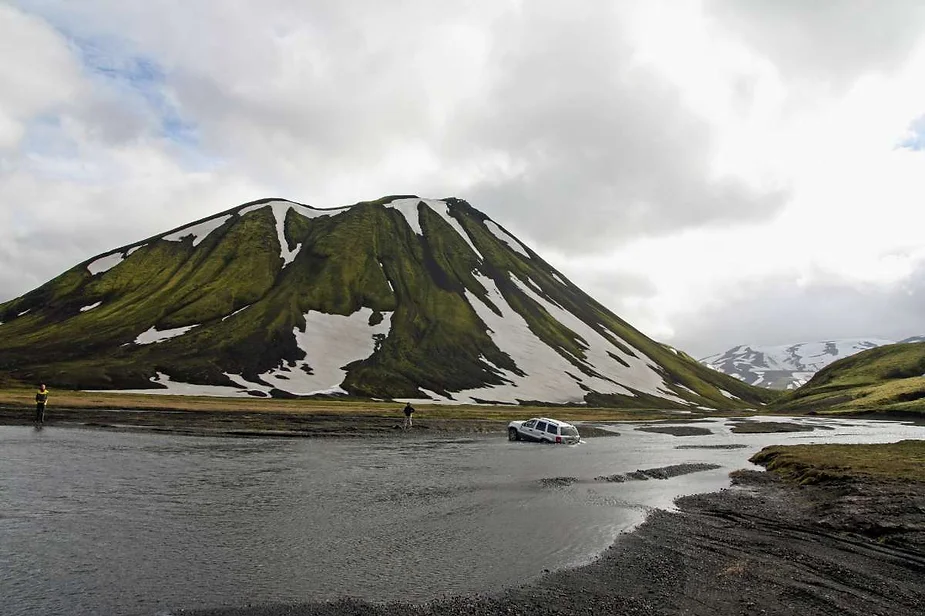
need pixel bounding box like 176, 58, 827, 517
181, 470, 925, 616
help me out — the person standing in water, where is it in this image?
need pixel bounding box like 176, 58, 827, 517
402, 402, 415, 430
34, 384, 49, 424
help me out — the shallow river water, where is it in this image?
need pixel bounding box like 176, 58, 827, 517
2, 416, 924, 616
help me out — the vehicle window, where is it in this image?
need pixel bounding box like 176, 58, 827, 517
535, 421, 547, 432
523, 420, 536, 429
545, 424, 558, 434
561, 427, 579, 436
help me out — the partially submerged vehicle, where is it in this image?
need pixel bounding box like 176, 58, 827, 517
507, 417, 581, 444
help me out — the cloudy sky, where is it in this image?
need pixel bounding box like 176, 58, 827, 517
3, 0, 925, 358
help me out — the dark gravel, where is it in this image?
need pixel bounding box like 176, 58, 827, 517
675, 444, 749, 450
595, 463, 722, 482
635, 425, 713, 436
729, 420, 828, 434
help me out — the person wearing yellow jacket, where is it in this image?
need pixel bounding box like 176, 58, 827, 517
34, 384, 49, 424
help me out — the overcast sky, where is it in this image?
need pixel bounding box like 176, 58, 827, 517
3, 0, 925, 358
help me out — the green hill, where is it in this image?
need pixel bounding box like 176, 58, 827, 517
0, 195, 775, 409
774, 342, 925, 414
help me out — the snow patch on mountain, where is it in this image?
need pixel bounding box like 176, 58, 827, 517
238, 200, 345, 268
87, 252, 124, 275
386, 198, 425, 235
386, 197, 488, 260
484, 220, 530, 258
510, 276, 686, 403
105, 372, 254, 397
257, 308, 392, 396
377, 261, 394, 292
456, 273, 609, 404
425, 198, 483, 259
270, 202, 301, 266
163, 215, 232, 247
448, 272, 688, 405
135, 325, 198, 345
220, 305, 251, 322
79, 301, 102, 312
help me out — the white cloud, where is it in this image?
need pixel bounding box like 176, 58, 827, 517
0, 4, 83, 149
2, 0, 925, 360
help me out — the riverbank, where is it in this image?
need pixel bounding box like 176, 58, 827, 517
0, 388, 726, 438
181, 442, 925, 616
0, 406, 626, 438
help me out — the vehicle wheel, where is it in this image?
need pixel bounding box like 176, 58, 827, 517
508, 427, 519, 441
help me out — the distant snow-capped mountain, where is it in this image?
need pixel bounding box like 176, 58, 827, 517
700, 339, 905, 390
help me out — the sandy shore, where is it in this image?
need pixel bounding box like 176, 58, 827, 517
175, 470, 925, 616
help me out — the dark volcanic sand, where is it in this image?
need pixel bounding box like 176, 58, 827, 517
181, 471, 925, 616
729, 420, 828, 434
675, 443, 749, 450
636, 425, 713, 436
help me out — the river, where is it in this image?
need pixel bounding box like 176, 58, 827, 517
2, 416, 923, 616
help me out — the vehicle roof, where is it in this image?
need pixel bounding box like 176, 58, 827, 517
533, 417, 575, 427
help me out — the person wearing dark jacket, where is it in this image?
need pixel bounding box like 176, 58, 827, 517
35, 384, 49, 423
402, 402, 415, 429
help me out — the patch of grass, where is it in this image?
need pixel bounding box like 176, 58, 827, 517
751, 440, 925, 484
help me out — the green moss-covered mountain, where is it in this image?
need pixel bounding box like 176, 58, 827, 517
774, 341, 925, 413
0, 196, 774, 408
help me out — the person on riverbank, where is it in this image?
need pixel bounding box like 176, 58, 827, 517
34, 384, 49, 424
402, 402, 414, 429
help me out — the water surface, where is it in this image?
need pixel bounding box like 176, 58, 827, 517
1, 416, 923, 616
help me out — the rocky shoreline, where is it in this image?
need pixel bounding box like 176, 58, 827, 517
179, 470, 925, 616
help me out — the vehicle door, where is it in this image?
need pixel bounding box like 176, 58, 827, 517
519, 419, 537, 440
543, 422, 559, 443
531, 421, 547, 442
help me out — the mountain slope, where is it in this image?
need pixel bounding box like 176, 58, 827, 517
774, 341, 925, 413
0, 195, 774, 409
701, 339, 897, 390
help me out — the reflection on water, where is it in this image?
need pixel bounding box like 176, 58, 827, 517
1, 417, 924, 616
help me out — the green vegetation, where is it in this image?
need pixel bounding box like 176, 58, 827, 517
0, 196, 774, 409
773, 342, 925, 414
751, 440, 925, 484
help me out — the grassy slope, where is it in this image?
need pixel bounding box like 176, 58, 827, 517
0, 196, 775, 409
751, 440, 925, 484
774, 342, 925, 414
